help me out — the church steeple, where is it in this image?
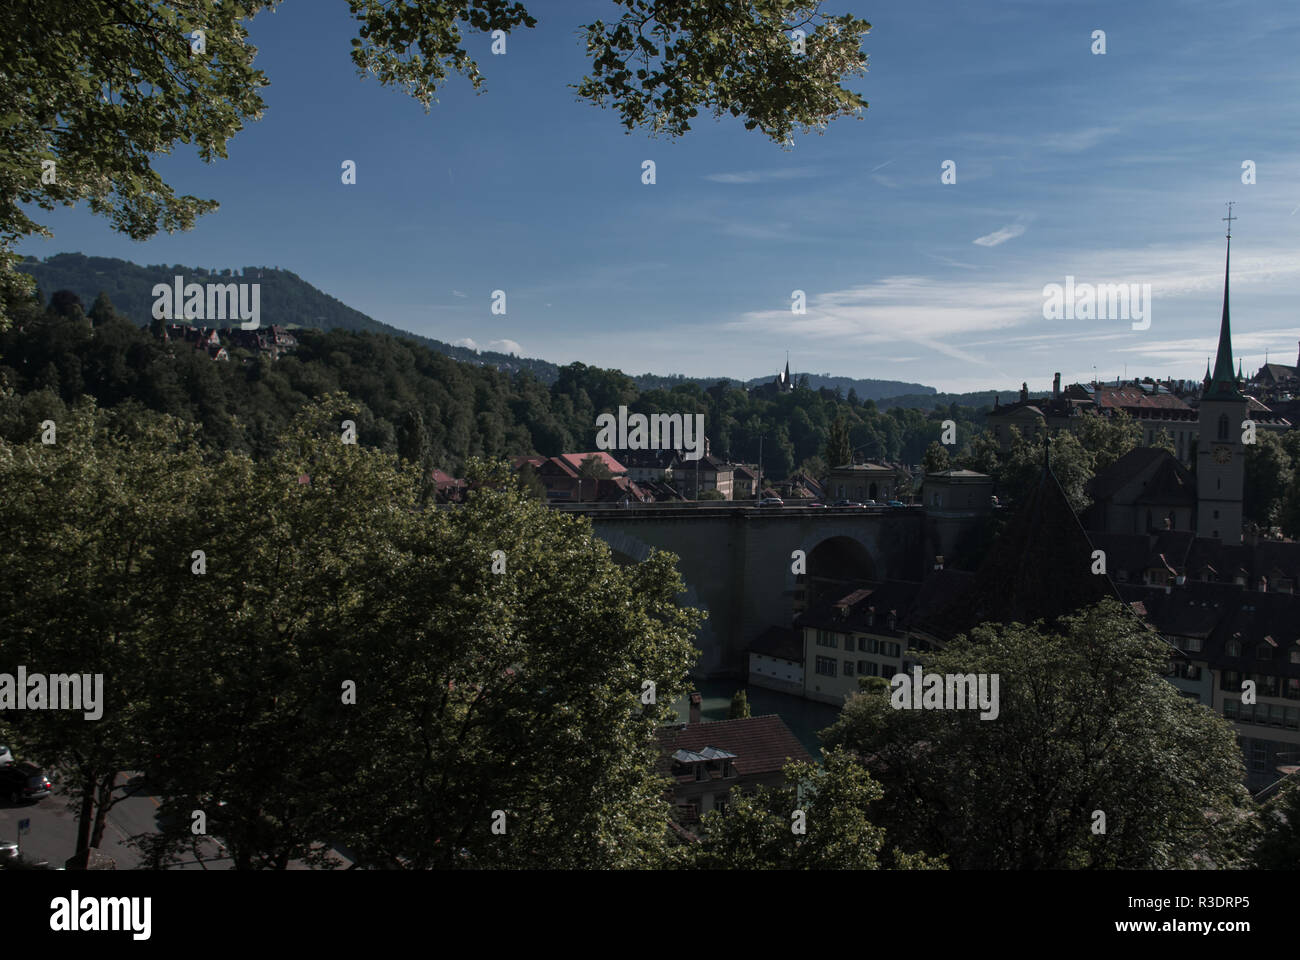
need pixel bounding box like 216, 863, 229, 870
1205, 203, 1243, 400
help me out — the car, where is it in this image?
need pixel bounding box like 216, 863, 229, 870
0, 763, 51, 804
806, 501, 828, 508
0, 745, 12, 766
887, 500, 906, 508
832, 500, 864, 508
0, 839, 17, 860
861, 499, 878, 506
757, 497, 784, 508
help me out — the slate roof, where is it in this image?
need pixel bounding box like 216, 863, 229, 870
921, 460, 1121, 639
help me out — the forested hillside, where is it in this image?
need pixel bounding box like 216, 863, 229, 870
0, 287, 989, 478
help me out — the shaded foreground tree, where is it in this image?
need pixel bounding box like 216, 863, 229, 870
689, 748, 942, 870
822, 599, 1254, 869
0, 394, 703, 868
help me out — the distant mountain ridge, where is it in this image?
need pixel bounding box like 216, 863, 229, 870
18, 253, 949, 403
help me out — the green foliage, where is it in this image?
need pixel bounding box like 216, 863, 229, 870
824, 413, 852, 468
728, 690, 751, 719
0, 394, 704, 869
1248, 778, 1300, 869
998, 429, 1094, 513
0, 291, 989, 481
921, 440, 950, 474
1073, 409, 1140, 472
1243, 430, 1294, 527
822, 599, 1254, 869
690, 748, 927, 869
697, 488, 724, 500
576, 2, 871, 143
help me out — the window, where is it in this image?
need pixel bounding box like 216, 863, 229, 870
1257, 643, 1274, 660
1291, 650, 1300, 665
876, 640, 901, 658
715, 795, 729, 814
1223, 698, 1239, 719
1226, 639, 1242, 657
1218, 414, 1229, 440
858, 637, 870, 653
1288, 678, 1300, 700
816, 630, 838, 649
1250, 740, 1268, 774
843, 660, 854, 677
815, 656, 837, 677
1213, 509, 1220, 520
1183, 636, 1203, 653
1221, 670, 1241, 689
859, 660, 874, 676
1287, 708, 1300, 731
879, 664, 897, 678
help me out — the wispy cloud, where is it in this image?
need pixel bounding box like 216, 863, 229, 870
451, 290, 467, 298
452, 337, 523, 355
973, 223, 1027, 247
703, 167, 819, 184
870, 159, 896, 173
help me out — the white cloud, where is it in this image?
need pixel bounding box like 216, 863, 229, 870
973, 223, 1026, 247
703, 167, 818, 184
451, 290, 467, 298
451, 337, 522, 355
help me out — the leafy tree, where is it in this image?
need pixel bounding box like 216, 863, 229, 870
0, 402, 210, 868
2, 1, 870, 328
514, 460, 547, 500
998, 429, 1093, 513
822, 599, 1253, 869
698, 488, 724, 501
1073, 410, 1139, 471
954, 428, 1001, 477
824, 413, 852, 468
1249, 777, 1300, 869
1243, 430, 1293, 527
728, 690, 751, 719
1149, 427, 1177, 457
920, 440, 950, 475
690, 748, 934, 869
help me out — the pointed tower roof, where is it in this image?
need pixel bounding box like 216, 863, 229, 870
920, 460, 1120, 640
1205, 207, 1243, 401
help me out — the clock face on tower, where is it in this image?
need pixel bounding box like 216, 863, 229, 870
1213, 444, 1233, 465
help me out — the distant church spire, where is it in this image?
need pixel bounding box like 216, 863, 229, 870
1205, 203, 1243, 400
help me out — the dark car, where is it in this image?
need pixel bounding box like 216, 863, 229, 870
887, 500, 906, 508
832, 500, 864, 508
0, 763, 51, 804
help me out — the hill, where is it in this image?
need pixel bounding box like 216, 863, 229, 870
16, 253, 560, 381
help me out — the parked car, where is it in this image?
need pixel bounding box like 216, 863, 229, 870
0, 839, 17, 860
887, 500, 906, 507
861, 499, 878, 506
832, 500, 864, 508
757, 497, 784, 508
0, 763, 51, 804
0, 745, 13, 765
806, 501, 828, 508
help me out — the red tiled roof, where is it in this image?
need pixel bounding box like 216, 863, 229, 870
656, 715, 811, 778
557, 452, 627, 475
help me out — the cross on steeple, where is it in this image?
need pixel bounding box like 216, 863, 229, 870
1223, 201, 1236, 239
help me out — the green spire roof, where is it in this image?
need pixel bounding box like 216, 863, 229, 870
1205, 234, 1243, 400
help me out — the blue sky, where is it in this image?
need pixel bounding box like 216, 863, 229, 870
18, 0, 1300, 393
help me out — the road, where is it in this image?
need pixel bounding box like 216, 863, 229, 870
0, 772, 348, 869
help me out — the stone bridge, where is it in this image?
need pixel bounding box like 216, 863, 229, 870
560, 503, 944, 676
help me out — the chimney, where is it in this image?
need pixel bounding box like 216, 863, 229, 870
887, 610, 897, 631
1052, 372, 1061, 399
1258, 577, 1268, 594
1019, 382, 1029, 402
688, 691, 702, 725
866, 605, 875, 627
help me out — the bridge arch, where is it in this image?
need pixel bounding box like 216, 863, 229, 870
788, 526, 882, 606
